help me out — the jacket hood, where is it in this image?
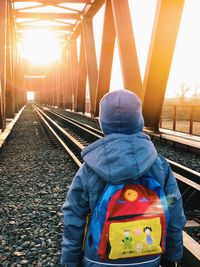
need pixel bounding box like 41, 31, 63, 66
99, 89, 144, 135
81, 132, 157, 183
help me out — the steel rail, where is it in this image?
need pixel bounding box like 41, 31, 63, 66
40, 105, 200, 186
44, 106, 104, 137
33, 105, 82, 167
43, 106, 103, 139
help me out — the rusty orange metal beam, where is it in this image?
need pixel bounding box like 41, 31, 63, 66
6, 3, 15, 118
15, 11, 80, 20
76, 29, 87, 113
95, 0, 115, 116
82, 17, 98, 115
65, 48, 73, 109
17, 24, 73, 31
69, 40, 78, 110
13, 0, 90, 3
111, 0, 142, 98
0, 0, 7, 130
69, 0, 104, 40
142, 0, 185, 131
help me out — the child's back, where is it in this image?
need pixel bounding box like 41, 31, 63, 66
61, 89, 186, 267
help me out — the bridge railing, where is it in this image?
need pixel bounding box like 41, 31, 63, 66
160, 103, 200, 136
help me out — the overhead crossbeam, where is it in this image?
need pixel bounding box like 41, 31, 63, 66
17, 24, 73, 31
13, 0, 90, 3
14, 4, 44, 12
142, 0, 185, 132
15, 11, 80, 20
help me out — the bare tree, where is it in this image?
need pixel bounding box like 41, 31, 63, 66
175, 82, 190, 103
192, 85, 200, 103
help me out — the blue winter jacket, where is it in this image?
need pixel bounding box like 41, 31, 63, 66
61, 132, 186, 267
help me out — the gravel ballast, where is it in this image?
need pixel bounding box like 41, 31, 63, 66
0, 104, 77, 267
1, 104, 199, 266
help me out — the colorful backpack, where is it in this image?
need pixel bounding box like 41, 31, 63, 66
90, 176, 169, 260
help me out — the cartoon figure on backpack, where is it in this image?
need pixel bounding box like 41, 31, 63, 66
121, 229, 134, 254
144, 226, 153, 250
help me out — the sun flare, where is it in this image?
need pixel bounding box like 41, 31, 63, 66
19, 30, 62, 65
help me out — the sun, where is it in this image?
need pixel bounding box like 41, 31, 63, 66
19, 30, 62, 65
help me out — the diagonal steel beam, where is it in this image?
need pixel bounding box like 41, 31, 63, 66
69, 0, 104, 40
95, 0, 115, 116
13, 4, 43, 12
82, 18, 98, 115
76, 28, 87, 113
142, 0, 185, 131
111, 0, 142, 97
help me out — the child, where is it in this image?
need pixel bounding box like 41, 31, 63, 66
61, 89, 186, 267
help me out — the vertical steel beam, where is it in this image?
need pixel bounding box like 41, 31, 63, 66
17, 62, 25, 109
142, 0, 184, 131
61, 46, 68, 109
95, 0, 115, 116
57, 63, 63, 108
76, 29, 87, 113
82, 18, 98, 115
65, 47, 73, 109
55, 63, 59, 106
111, 0, 142, 97
6, 3, 14, 118
69, 40, 78, 110
47, 73, 52, 106
12, 31, 18, 113
60, 59, 64, 108
0, 0, 7, 131
52, 65, 57, 106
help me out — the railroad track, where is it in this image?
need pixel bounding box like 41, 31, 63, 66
33, 104, 200, 267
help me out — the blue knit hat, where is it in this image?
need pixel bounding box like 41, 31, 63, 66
99, 89, 144, 135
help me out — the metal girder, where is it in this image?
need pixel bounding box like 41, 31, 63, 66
18, 31, 68, 37
69, 40, 78, 110
69, 0, 104, 40
57, 63, 63, 108
6, 5, 15, 118
111, 0, 142, 98
65, 49, 73, 109
95, 0, 115, 116
13, 0, 90, 3
17, 24, 73, 31
76, 29, 87, 113
82, 17, 98, 115
15, 11, 80, 20
142, 0, 185, 132
15, 4, 43, 12
0, 0, 7, 130
59, 48, 67, 108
